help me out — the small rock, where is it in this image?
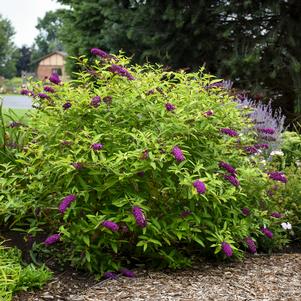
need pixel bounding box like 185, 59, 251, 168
41, 292, 54, 300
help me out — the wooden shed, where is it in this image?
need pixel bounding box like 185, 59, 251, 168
36, 51, 68, 81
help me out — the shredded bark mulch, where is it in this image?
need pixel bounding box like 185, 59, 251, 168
13, 253, 301, 301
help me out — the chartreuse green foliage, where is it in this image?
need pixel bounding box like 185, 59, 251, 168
0, 243, 52, 301
0, 52, 292, 274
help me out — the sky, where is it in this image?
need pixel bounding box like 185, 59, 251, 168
0, 0, 66, 47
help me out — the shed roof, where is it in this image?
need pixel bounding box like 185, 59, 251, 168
34, 51, 67, 65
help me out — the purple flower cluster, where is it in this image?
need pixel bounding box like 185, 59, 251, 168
224, 174, 240, 187
20, 89, 33, 96
44, 233, 60, 246
104, 272, 118, 280
245, 237, 257, 254
63, 102, 72, 110
165, 103, 176, 111
171, 146, 185, 162
258, 128, 275, 135
102, 221, 119, 232
38, 93, 50, 99
132, 206, 147, 228
120, 268, 135, 278
244, 146, 258, 154
221, 242, 233, 257
180, 210, 192, 218
220, 128, 238, 137
204, 110, 214, 117
254, 143, 269, 150
91, 96, 101, 108
261, 227, 273, 238
193, 180, 206, 194
268, 171, 287, 183
91, 48, 109, 59
72, 162, 83, 170
109, 64, 135, 80
91, 143, 103, 151
219, 162, 236, 175
242, 207, 250, 216
44, 86, 55, 93
271, 212, 282, 218
49, 73, 61, 85
59, 194, 76, 213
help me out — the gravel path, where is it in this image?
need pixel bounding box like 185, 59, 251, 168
14, 253, 301, 301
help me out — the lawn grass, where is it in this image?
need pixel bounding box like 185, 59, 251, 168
1, 108, 30, 123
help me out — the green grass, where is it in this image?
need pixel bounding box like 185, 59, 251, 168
1, 108, 30, 123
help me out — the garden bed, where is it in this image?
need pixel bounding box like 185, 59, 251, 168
13, 252, 301, 301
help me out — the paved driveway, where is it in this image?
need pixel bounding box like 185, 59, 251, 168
1, 95, 32, 109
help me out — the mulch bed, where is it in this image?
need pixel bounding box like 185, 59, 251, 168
13, 252, 301, 301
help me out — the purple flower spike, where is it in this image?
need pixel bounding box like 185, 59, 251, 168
220, 128, 238, 137
44, 86, 55, 93
219, 162, 236, 175
103, 96, 112, 105
102, 221, 119, 232
261, 227, 273, 238
132, 206, 147, 228
180, 210, 192, 218
224, 174, 240, 187
258, 128, 275, 135
221, 242, 233, 257
72, 162, 83, 170
141, 150, 149, 160
91, 48, 109, 58
171, 146, 185, 162
109, 64, 135, 80
63, 102, 72, 110
120, 268, 135, 278
91, 96, 101, 108
44, 234, 60, 246
204, 110, 214, 117
193, 179, 206, 194
271, 212, 282, 218
38, 93, 50, 99
20, 89, 31, 95
137, 171, 145, 177
104, 272, 118, 280
254, 143, 269, 149
49, 73, 61, 85
245, 237, 257, 254
242, 207, 250, 216
268, 171, 287, 183
91, 143, 103, 151
59, 194, 76, 213
165, 103, 176, 111
244, 146, 258, 154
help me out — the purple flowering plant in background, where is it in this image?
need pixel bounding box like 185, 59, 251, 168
245, 237, 257, 254
91, 48, 110, 59
261, 227, 273, 238
91, 96, 101, 108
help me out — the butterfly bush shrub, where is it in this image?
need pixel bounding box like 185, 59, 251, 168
0, 51, 290, 274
